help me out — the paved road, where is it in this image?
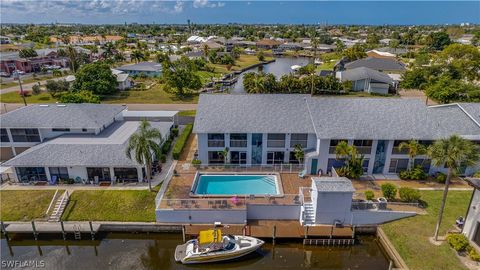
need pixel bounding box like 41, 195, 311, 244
0, 102, 197, 114
0, 76, 68, 94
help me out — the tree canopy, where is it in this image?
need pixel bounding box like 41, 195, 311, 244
71, 62, 118, 95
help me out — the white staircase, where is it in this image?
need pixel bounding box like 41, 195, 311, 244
48, 191, 70, 222
302, 202, 315, 225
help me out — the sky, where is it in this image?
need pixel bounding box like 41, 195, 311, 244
1, 1, 479, 25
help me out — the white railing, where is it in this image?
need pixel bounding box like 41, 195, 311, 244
207, 140, 225, 147
229, 140, 248, 148
351, 201, 420, 211
155, 161, 177, 208
45, 189, 60, 216
267, 140, 285, 148
299, 187, 312, 205
197, 163, 304, 173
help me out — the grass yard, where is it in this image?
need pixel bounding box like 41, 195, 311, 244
382, 190, 471, 270
317, 60, 337, 71
178, 110, 196, 117
0, 91, 58, 103
0, 190, 57, 221
61, 186, 160, 222
102, 84, 198, 104
210, 54, 273, 74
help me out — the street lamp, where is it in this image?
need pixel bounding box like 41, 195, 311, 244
13, 68, 27, 106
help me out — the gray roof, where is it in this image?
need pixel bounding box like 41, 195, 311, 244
117, 62, 162, 72
339, 67, 394, 84
193, 94, 315, 134
0, 104, 125, 129
312, 177, 356, 192
345, 57, 405, 72
194, 94, 480, 140
459, 103, 480, 126
377, 47, 408, 55
4, 121, 172, 167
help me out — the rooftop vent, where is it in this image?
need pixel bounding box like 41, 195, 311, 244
57, 104, 66, 107
39, 105, 49, 107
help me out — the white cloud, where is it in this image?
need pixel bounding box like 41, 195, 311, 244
193, 0, 225, 9
174, 0, 184, 13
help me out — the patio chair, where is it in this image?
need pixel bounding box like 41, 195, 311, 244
298, 169, 307, 179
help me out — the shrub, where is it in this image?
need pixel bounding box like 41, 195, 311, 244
159, 154, 167, 163
161, 139, 172, 154
171, 128, 179, 137
399, 170, 410, 180
474, 171, 480, 178
435, 172, 447, 184
172, 124, 193, 160
365, 190, 374, 200
399, 187, 421, 202
446, 234, 470, 252
468, 248, 480, 262
381, 183, 397, 200
192, 159, 201, 168
410, 166, 427, 180
32, 84, 41, 95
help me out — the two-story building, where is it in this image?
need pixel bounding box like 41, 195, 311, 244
193, 94, 480, 177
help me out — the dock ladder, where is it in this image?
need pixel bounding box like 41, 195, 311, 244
73, 225, 81, 240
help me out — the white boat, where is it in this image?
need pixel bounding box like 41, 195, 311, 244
290, 64, 302, 71
174, 229, 264, 264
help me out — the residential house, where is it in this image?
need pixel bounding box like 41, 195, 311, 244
343, 57, 406, 74
366, 50, 397, 59
0, 36, 12, 44
336, 67, 396, 95
463, 178, 480, 250
50, 35, 123, 46
376, 47, 408, 56
116, 62, 162, 77
0, 48, 69, 75
193, 94, 480, 177
256, 39, 282, 50
66, 69, 133, 90
1, 104, 175, 183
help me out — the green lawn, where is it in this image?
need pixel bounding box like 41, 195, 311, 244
61, 186, 160, 222
178, 110, 196, 116
0, 190, 57, 221
0, 76, 56, 89
317, 60, 337, 71
382, 190, 471, 270
0, 91, 58, 103
210, 54, 273, 74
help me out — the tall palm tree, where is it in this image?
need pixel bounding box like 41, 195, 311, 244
335, 141, 351, 161
428, 135, 479, 241
202, 44, 209, 60
125, 120, 163, 191
131, 50, 146, 63
399, 140, 426, 170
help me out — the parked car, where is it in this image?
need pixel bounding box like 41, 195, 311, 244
0, 72, 10, 77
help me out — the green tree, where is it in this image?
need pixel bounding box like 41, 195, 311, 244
162, 57, 202, 97
428, 135, 479, 241
72, 62, 117, 95
19, 48, 38, 58
59, 90, 100, 103
125, 120, 163, 191
426, 75, 480, 103
45, 79, 70, 97
257, 50, 265, 61
335, 40, 346, 53
131, 50, 146, 63
31, 84, 41, 95
293, 144, 305, 164
342, 45, 366, 61
439, 44, 480, 81
426, 31, 451, 51
398, 140, 426, 170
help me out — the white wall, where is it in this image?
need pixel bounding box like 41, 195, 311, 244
463, 189, 480, 244
351, 210, 416, 225
247, 204, 300, 220
156, 209, 247, 224
67, 166, 88, 180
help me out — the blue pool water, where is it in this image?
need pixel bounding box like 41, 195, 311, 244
194, 174, 278, 195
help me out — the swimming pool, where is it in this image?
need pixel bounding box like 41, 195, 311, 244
192, 174, 280, 196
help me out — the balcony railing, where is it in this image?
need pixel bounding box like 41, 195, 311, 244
230, 140, 247, 148
196, 163, 304, 173
392, 147, 409, 155
267, 140, 285, 148
290, 140, 308, 148
208, 140, 225, 147
355, 146, 372, 155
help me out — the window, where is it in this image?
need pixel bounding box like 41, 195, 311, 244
290, 133, 308, 148
267, 134, 285, 148
267, 151, 285, 164
388, 159, 409, 173
362, 159, 370, 174
414, 159, 431, 173
82, 128, 88, 132
392, 140, 409, 155
289, 151, 301, 164
208, 151, 224, 164
353, 140, 373, 154
49, 167, 69, 180
0, 129, 9, 142
230, 151, 247, 164
329, 139, 347, 154
10, 129, 41, 142
207, 134, 225, 147
87, 167, 111, 181
327, 158, 345, 173
230, 133, 247, 148
114, 168, 139, 181
16, 167, 47, 182
418, 140, 434, 147
52, 128, 70, 132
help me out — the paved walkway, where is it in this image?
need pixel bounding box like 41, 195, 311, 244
0, 103, 197, 114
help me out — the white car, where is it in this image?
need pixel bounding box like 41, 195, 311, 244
0, 72, 10, 77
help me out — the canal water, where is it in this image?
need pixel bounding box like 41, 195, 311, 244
230, 56, 311, 94
1, 233, 389, 269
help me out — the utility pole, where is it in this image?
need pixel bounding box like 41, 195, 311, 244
14, 69, 27, 106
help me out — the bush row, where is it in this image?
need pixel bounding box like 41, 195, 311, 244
172, 124, 193, 160
379, 184, 421, 202
447, 233, 480, 262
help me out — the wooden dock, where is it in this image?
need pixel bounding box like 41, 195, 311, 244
3, 222, 101, 234
184, 220, 354, 239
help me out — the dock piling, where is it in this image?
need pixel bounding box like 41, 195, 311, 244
272, 225, 276, 245
89, 221, 95, 240
60, 221, 66, 240
182, 225, 186, 243
1, 221, 9, 241
31, 221, 38, 240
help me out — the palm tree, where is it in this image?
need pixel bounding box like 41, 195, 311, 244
398, 140, 426, 170
335, 141, 351, 161
131, 50, 145, 63
428, 135, 479, 241
293, 144, 305, 164
125, 120, 163, 191
218, 147, 230, 164
202, 44, 209, 60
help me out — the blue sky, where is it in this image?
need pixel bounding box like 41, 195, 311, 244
1, 1, 479, 25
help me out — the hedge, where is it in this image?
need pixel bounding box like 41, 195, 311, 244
172, 124, 193, 160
